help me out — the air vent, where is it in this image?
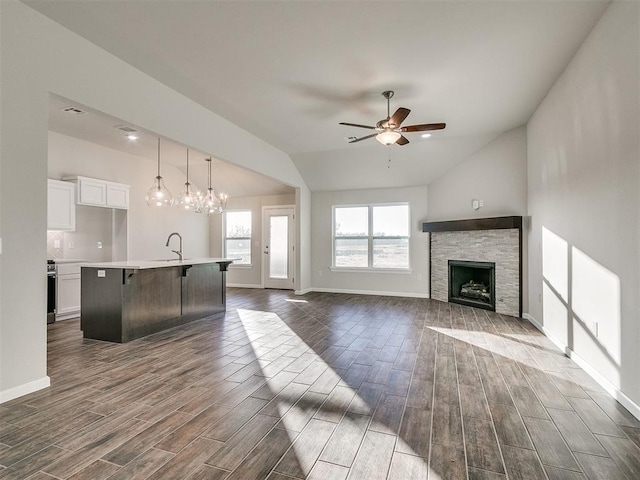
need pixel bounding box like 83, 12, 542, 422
114, 125, 138, 134
62, 106, 86, 115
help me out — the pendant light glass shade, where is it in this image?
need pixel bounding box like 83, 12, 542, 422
145, 138, 173, 207
376, 130, 401, 145
200, 157, 229, 215
177, 148, 201, 210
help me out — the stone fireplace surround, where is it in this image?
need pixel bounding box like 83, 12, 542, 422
423, 216, 523, 317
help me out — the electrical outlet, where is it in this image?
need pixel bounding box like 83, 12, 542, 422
318, 270, 323, 277
479, 200, 484, 207
54, 239, 61, 249
68, 241, 74, 249
472, 199, 480, 210
97, 241, 103, 249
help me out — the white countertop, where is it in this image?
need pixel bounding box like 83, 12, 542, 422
82, 257, 234, 270
51, 258, 89, 264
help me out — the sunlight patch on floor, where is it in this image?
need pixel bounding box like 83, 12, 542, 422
236, 307, 431, 476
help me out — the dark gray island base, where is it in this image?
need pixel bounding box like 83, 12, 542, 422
81, 259, 233, 343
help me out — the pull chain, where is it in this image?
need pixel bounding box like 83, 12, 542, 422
387, 146, 392, 169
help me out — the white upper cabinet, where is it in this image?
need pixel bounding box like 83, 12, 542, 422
65, 176, 130, 210
47, 179, 76, 231
106, 182, 130, 209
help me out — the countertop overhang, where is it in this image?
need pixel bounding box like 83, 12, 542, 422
82, 257, 234, 270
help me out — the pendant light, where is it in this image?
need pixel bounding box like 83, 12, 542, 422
176, 148, 200, 210
145, 138, 173, 207
201, 157, 219, 215
200, 157, 228, 214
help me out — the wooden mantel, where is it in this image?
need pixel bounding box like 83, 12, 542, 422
422, 215, 522, 233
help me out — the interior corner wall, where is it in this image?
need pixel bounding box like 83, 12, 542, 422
527, 1, 640, 412
209, 193, 295, 287
426, 126, 528, 222
311, 186, 430, 297
0, 0, 308, 402
426, 126, 529, 311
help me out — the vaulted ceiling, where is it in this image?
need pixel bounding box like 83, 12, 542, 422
28, 0, 610, 192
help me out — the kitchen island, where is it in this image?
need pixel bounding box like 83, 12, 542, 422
81, 258, 233, 343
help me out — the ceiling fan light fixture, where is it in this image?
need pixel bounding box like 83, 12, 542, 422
421, 133, 432, 139
376, 130, 401, 145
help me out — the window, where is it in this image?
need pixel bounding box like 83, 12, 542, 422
224, 210, 251, 265
333, 204, 410, 269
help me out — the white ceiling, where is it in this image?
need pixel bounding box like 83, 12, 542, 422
49, 95, 295, 197
30, 0, 610, 192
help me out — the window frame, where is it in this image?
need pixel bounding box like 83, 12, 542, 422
223, 209, 252, 267
331, 202, 411, 272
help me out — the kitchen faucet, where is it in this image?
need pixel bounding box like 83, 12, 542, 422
165, 232, 183, 261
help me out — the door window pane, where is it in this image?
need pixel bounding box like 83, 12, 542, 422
269, 215, 288, 279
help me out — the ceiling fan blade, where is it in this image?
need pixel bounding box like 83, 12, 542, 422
396, 135, 410, 146
339, 122, 377, 130
389, 108, 411, 128
348, 133, 378, 143
400, 122, 446, 132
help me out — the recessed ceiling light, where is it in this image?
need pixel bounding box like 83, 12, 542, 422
126, 134, 139, 141
421, 133, 432, 139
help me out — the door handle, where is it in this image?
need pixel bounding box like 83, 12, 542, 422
264, 245, 269, 254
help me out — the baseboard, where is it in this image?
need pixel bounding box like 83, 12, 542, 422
227, 283, 263, 289
310, 287, 430, 299
523, 313, 640, 421
294, 288, 313, 296
0, 376, 50, 404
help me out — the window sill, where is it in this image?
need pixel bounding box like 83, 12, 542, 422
329, 267, 413, 274
229, 264, 253, 269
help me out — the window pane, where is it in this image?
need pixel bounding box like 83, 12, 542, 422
269, 215, 288, 279
226, 239, 251, 264
335, 207, 368, 237
335, 238, 368, 267
226, 211, 251, 238
373, 205, 409, 237
373, 238, 409, 268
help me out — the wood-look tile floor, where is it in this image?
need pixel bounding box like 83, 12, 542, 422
2, 288, 640, 479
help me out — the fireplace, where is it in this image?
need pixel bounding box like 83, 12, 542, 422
448, 260, 495, 311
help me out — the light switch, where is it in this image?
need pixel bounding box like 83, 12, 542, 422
472, 199, 480, 210
97, 270, 106, 278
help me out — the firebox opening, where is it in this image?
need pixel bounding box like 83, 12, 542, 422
448, 260, 496, 311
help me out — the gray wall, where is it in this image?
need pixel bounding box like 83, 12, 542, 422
427, 126, 528, 222
210, 194, 296, 287
311, 186, 430, 297
0, 1, 309, 401
527, 1, 639, 411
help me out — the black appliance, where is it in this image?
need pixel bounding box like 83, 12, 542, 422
47, 260, 56, 324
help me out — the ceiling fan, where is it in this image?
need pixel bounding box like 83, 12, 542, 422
339, 90, 445, 146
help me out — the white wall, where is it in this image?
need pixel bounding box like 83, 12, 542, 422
527, 1, 640, 413
312, 186, 430, 297
0, 0, 309, 402
49, 132, 210, 260
210, 194, 296, 287
427, 127, 528, 222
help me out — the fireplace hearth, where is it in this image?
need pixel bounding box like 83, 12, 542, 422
448, 260, 495, 311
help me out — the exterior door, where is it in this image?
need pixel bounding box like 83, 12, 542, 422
263, 206, 295, 289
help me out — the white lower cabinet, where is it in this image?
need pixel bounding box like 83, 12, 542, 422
56, 263, 84, 320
